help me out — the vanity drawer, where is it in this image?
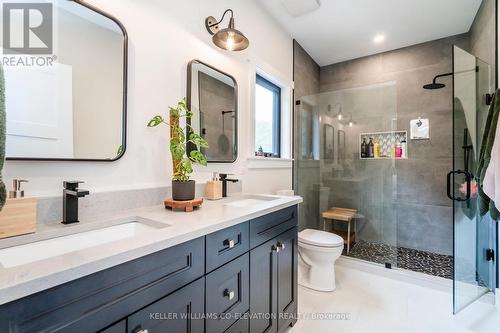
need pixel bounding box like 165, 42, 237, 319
206, 253, 250, 333
224, 315, 249, 333
0, 237, 205, 333
206, 222, 249, 272
250, 206, 297, 248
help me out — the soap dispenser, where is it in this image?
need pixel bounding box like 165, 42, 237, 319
205, 173, 223, 200
9, 179, 28, 199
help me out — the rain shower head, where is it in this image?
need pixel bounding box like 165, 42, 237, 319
423, 82, 446, 90
423, 72, 452, 90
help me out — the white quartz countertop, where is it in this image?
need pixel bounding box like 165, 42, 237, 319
0, 193, 302, 305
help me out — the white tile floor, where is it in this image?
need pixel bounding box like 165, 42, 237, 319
289, 259, 500, 333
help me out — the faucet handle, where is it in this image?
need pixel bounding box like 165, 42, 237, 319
63, 181, 85, 190
13, 179, 28, 191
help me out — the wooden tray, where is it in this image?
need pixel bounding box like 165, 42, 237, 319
164, 198, 203, 212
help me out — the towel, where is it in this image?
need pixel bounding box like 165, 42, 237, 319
0, 66, 6, 210
483, 107, 500, 215
477, 90, 500, 220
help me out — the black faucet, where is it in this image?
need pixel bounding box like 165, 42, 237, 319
62, 181, 90, 224
219, 173, 239, 197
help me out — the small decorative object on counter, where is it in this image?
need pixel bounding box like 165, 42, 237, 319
256, 146, 264, 157
0, 179, 36, 239
205, 172, 223, 200
147, 98, 209, 203
164, 197, 203, 212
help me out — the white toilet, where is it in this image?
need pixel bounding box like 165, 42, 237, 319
298, 229, 344, 292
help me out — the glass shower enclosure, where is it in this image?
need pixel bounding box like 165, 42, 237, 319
452, 45, 497, 314
294, 45, 497, 314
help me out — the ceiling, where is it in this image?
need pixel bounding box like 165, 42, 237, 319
258, 0, 483, 66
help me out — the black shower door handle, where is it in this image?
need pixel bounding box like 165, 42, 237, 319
447, 170, 471, 202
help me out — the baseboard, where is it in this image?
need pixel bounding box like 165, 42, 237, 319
337, 256, 452, 293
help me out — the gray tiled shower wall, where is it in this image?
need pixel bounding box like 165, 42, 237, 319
294, 0, 495, 256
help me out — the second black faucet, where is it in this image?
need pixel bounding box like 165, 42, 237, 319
219, 173, 238, 197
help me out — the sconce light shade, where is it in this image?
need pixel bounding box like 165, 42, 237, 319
206, 10, 249, 51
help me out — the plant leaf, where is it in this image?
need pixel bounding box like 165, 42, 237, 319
190, 150, 207, 166
147, 115, 164, 127
189, 132, 209, 148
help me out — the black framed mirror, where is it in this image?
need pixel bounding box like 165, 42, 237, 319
187, 59, 238, 163
4, 0, 128, 161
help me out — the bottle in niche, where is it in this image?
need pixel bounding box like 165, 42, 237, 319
368, 138, 374, 158
361, 138, 367, 158
396, 142, 402, 158
401, 139, 407, 158
374, 140, 380, 158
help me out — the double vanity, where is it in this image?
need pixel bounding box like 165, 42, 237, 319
0, 194, 301, 333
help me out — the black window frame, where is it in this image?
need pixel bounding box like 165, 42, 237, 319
256, 74, 281, 158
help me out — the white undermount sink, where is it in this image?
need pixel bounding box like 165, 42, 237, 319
225, 195, 279, 208
0, 221, 167, 268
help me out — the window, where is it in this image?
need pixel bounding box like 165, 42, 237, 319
255, 74, 281, 157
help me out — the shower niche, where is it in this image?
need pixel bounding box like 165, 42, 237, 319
359, 131, 408, 160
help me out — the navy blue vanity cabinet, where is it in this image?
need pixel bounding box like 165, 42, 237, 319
275, 227, 298, 332
249, 206, 298, 333
205, 222, 250, 273
0, 205, 298, 333
249, 206, 296, 249
249, 236, 279, 333
0, 237, 205, 333
99, 320, 126, 333
205, 253, 250, 333
223, 316, 249, 333
127, 277, 205, 333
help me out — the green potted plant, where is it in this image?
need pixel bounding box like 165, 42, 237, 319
148, 98, 208, 201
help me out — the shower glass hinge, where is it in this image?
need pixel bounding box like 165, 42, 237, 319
486, 249, 495, 262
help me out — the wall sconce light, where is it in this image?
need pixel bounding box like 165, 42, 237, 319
205, 9, 249, 51
347, 114, 356, 127
331, 103, 343, 120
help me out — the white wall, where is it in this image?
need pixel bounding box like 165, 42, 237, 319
3, 0, 293, 197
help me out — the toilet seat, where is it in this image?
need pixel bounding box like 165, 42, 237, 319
299, 229, 344, 248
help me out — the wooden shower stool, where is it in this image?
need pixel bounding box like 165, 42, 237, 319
322, 207, 358, 255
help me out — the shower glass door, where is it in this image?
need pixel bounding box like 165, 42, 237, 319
452, 45, 496, 314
